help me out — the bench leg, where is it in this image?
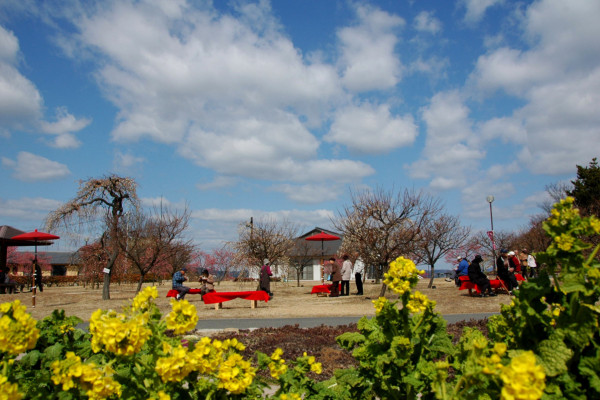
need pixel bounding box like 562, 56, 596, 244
251, 300, 257, 309
214, 303, 223, 310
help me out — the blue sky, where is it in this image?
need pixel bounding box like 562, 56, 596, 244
1, 0, 599, 252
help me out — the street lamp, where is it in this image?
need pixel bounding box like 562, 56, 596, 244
486, 195, 496, 274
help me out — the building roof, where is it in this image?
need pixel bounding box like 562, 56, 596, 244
15, 251, 80, 265
291, 227, 343, 258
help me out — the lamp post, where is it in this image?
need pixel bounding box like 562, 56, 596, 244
486, 195, 496, 274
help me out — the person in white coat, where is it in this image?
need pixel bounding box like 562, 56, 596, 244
340, 254, 353, 296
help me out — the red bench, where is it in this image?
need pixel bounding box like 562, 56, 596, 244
166, 288, 203, 298
459, 274, 525, 296
202, 291, 270, 309
311, 283, 341, 296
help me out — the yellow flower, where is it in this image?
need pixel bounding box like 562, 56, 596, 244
51, 351, 121, 399
372, 297, 388, 314
406, 291, 434, 314
217, 353, 256, 394
166, 299, 199, 335
554, 234, 575, 251
0, 300, 40, 356
384, 257, 423, 295
155, 344, 193, 382
0, 374, 22, 400
131, 286, 158, 312
589, 217, 600, 234
89, 309, 151, 356
500, 351, 545, 400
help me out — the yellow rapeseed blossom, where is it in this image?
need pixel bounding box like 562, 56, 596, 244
481, 343, 506, 376
406, 291, 434, 314
0, 374, 22, 400
147, 391, 171, 400
384, 257, 424, 295
217, 353, 256, 394
554, 233, 575, 251
589, 216, 600, 234
268, 348, 288, 378
189, 337, 222, 374
51, 352, 122, 400
131, 286, 158, 312
500, 351, 545, 400
303, 351, 323, 374
89, 309, 151, 356
165, 299, 199, 335
0, 300, 39, 356
155, 342, 194, 382
372, 297, 388, 314
280, 393, 301, 400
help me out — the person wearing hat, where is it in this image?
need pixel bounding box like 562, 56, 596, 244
496, 249, 519, 294
172, 267, 190, 300
453, 256, 470, 286
468, 255, 496, 297
199, 268, 215, 298
260, 259, 273, 298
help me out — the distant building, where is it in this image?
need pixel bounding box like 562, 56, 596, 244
290, 227, 343, 281
13, 251, 80, 277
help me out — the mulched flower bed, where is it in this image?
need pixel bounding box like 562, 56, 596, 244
209, 318, 489, 381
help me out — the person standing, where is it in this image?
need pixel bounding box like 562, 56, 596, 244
172, 267, 190, 300
353, 256, 365, 295
340, 255, 353, 296
525, 249, 538, 278
260, 259, 273, 298
329, 257, 341, 297
518, 249, 529, 278
35, 262, 43, 292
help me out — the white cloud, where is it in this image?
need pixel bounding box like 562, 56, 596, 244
470, 0, 600, 175
413, 11, 441, 34
0, 26, 42, 128
270, 183, 341, 204
409, 91, 484, 189
325, 102, 417, 154
113, 151, 145, 174
2, 151, 71, 181
196, 176, 237, 191
0, 196, 63, 221
192, 207, 334, 228
461, 0, 504, 23
338, 5, 404, 92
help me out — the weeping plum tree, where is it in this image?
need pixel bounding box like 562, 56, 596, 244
45, 175, 139, 300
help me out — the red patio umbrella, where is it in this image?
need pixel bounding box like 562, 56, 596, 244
305, 231, 340, 283
11, 229, 59, 308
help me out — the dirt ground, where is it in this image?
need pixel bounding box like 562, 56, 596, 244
0, 278, 511, 322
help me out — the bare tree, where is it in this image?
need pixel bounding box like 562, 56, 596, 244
415, 213, 471, 288
540, 182, 571, 214
473, 230, 517, 273
232, 217, 297, 278
333, 187, 442, 297
117, 205, 193, 292
45, 175, 139, 300
289, 239, 321, 287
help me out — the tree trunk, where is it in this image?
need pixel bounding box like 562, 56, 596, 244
136, 275, 144, 292
428, 266, 435, 288
102, 248, 119, 300
378, 282, 387, 297
296, 269, 301, 287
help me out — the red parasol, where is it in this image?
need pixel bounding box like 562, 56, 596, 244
11, 229, 60, 307
305, 231, 340, 283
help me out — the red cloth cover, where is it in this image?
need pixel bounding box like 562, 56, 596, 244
311, 284, 341, 294
166, 288, 203, 298
202, 291, 270, 304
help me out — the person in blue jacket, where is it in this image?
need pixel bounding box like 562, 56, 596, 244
172, 267, 190, 300
454, 256, 470, 286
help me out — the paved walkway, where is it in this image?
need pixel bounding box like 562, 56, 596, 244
195, 313, 499, 330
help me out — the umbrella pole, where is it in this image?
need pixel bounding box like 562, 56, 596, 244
31, 242, 37, 308
321, 241, 324, 284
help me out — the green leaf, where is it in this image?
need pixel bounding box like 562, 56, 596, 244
18, 350, 41, 368
536, 335, 572, 377
579, 354, 600, 394
336, 332, 366, 350
43, 343, 64, 361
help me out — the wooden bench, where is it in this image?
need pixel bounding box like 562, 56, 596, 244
0, 282, 20, 294
202, 291, 270, 310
